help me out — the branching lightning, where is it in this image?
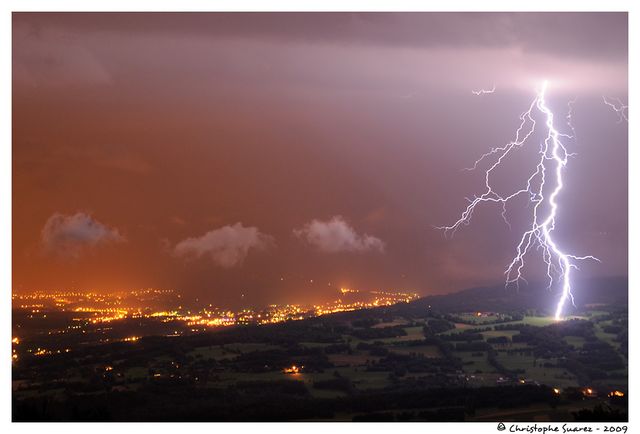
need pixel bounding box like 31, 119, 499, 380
472, 84, 496, 96
602, 96, 628, 123
439, 81, 599, 320
566, 98, 577, 142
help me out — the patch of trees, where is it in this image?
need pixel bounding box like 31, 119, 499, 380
575, 341, 625, 372
511, 325, 572, 359
557, 339, 625, 385
352, 318, 379, 328
487, 336, 511, 344
495, 323, 529, 331
552, 319, 595, 339
442, 332, 484, 342
423, 319, 455, 335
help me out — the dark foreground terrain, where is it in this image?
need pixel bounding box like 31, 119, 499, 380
12, 277, 628, 421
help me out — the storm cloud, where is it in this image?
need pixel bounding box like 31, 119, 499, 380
294, 216, 385, 254
173, 223, 274, 268
41, 212, 125, 258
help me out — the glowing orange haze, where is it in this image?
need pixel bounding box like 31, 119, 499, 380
12, 13, 628, 306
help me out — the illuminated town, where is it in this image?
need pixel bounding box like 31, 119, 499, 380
12, 287, 419, 359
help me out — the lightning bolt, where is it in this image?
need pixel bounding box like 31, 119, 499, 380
602, 96, 628, 123
472, 84, 496, 96
438, 81, 599, 320
566, 98, 577, 142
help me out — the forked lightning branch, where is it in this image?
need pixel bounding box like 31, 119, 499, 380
438, 82, 599, 320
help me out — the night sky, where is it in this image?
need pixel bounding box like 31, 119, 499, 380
12, 13, 628, 307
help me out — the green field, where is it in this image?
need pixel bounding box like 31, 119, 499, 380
564, 336, 586, 349
456, 350, 497, 375
371, 318, 409, 328
334, 366, 390, 390
594, 324, 620, 350
494, 351, 577, 388
439, 322, 474, 335
482, 330, 519, 340
512, 316, 559, 327
439, 316, 557, 336
376, 326, 426, 343
455, 313, 504, 324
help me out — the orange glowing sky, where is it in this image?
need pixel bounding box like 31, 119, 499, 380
12, 13, 628, 306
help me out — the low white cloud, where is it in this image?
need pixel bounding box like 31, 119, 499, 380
41, 212, 125, 258
173, 222, 273, 268
294, 216, 385, 253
